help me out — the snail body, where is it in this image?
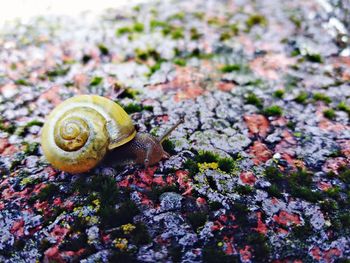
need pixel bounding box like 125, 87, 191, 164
41, 95, 182, 173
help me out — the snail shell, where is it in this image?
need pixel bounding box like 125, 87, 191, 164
41, 95, 136, 173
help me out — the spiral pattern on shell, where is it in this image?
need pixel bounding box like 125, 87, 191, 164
41, 95, 136, 173
54, 116, 90, 151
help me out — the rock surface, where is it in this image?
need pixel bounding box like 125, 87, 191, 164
0, 0, 349, 262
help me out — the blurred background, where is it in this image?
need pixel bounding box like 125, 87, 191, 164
0, 0, 148, 26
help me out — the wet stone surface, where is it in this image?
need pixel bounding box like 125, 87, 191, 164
0, 0, 350, 262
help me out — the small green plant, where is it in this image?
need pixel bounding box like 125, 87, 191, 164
305, 53, 323, 63
217, 157, 236, 174
116, 26, 132, 36
313, 93, 331, 104
89, 76, 103, 86
273, 89, 285, 98
187, 211, 207, 230
246, 93, 263, 108
235, 185, 253, 195
246, 14, 267, 30
119, 88, 139, 99
190, 28, 202, 40
150, 20, 168, 29
122, 103, 143, 114
133, 22, 144, 33
323, 109, 336, 120
266, 184, 283, 198
220, 64, 241, 73
36, 184, 60, 201
47, 66, 70, 78
295, 92, 308, 104
171, 28, 184, 39
263, 105, 282, 117
98, 43, 109, 56
337, 102, 350, 114
174, 58, 186, 66
162, 139, 176, 154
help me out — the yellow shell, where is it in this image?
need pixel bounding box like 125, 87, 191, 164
41, 95, 136, 173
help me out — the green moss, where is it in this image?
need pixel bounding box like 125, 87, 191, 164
174, 58, 186, 66
97, 43, 109, 56
273, 89, 285, 98
339, 168, 350, 184
148, 61, 163, 76
305, 53, 323, 63
193, 12, 204, 20
290, 185, 322, 203
235, 185, 253, 195
218, 157, 236, 173
185, 151, 238, 176
190, 28, 202, 40
187, 211, 207, 230
266, 184, 283, 198
37, 184, 60, 201
23, 142, 40, 155
246, 14, 267, 30
209, 201, 223, 210
207, 17, 222, 26
202, 244, 239, 263
135, 48, 161, 62
119, 88, 140, 99
245, 233, 271, 261
325, 186, 341, 199
26, 120, 44, 128
15, 120, 44, 136
294, 91, 308, 104
231, 202, 249, 224
320, 199, 339, 213
290, 169, 313, 186
292, 218, 313, 239
14, 79, 30, 86
323, 109, 336, 120
162, 139, 176, 154
116, 200, 139, 224
169, 12, 185, 21
246, 93, 263, 108
171, 28, 184, 40
89, 76, 103, 86
337, 102, 350, 114
220, 64, 241, 73
122, 103, 142, 114
150, 20, 168, 29
47, 66, 70, 78
133, 22, 144, 33
219, 31, 232, 41
184, 159, 199, 177
169, 246, 182, 263
196, 151, 219, 163
0, 120, 16, 134
338, 213, 350, 229
263, 105, 283, 117
188, 48, 214, 59
10, 152, 26, 171
313, 93, 331, 104
265, 166, 282, 180
116, 26, 132, 36
286, 121, 296, 130
132, 223, 151, 245
289, 14, 302, 28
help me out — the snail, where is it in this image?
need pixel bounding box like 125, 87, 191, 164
41, 95, 183, 173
